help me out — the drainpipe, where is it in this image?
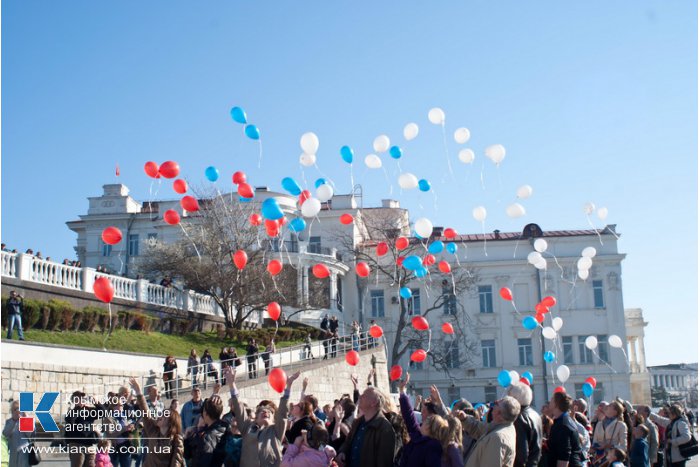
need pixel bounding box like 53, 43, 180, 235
124, 214, 136, 276
531, 239, 549, 404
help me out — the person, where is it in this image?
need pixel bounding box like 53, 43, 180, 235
226, 366, 299, 467
591, 401, 628, 459
129, 378, 185, 467
184, 395, 229, 467
285, 400, 317, 444
322, 330, 332, 360
229, 347, 242, 371
329, 398, 356, 451
282, 423, 337, 467
351, 321, 360, 352
337, 386, 398, 467
329, 316, 339, 334
636, 405, 660, 467
450, 399, 479, 464
3, 400, 30, 467
321, 315, 329, 332
219, 347, 231, 385
647, 404, 692, 467
160, 276, 172, 288
304, 334, 315, 360
181, 387, 204, 431
605, 448, 627, 467
187, 349, 199, 387
507, 381, 542, 467
573, 399, 588, 418
146, 385, 165, 414
246, 339, 259, 379
64, 391, 101, 467
629, 424, 650, 467
163, 356, 178, 399
300, 377, 327, 422
330, 331, 339, 359
263, 338, 275, 376
546, 392, 583, 467
201, 350, 215, 390
95, 439, 114, 467
572, 412, 591, 464
686, 410, 695, 430
455, 396, 520, 467
5, 291, 26, 341
102, 397, 135, 467
539, 414, 554, 467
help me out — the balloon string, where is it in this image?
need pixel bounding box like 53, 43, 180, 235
257, 139, 264, 169
585, 214, 605, 246
382, 166, 393, 196
179, 223, 202, 262
440, 123, 454, 180
481, 221, 488, 256
592, 349, 617, 373
102, 303, 113, 350
350, 164, 355, 194
543, 252, 576, 287
620, 348, 630, 372
426, 329, 432, 353
479, 160, 486, 190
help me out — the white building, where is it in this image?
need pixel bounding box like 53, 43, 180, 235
625, 308, 651, 405
68, 184, 635, 407
648, 363, 698, 408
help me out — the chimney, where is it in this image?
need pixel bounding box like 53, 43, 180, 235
432, 227, 443, 237
381, 199, 400, 208
493, 229, 501, 239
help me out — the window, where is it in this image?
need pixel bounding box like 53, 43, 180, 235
518, 338, 533, 366
593, 280, 605, 308
101, 242, 112, 257
407, 289, 421, 315
445, 342, 460, 369
597, 335, 610, 363
484, 386, 497, 403
578, 336, 593, 364
370, 290, 385, 318
442, 286, 457, 315
575, 382, 605, 404
409, 344, 424, 370
128, 234, 139, 256
482, 339, 496, 368
479, 286, 493, 313
309, 236, 321, 254
562, 336, 574, 364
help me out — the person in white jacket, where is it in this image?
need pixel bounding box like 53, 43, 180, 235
645, 404, 692, 466
2, 401, 31, 467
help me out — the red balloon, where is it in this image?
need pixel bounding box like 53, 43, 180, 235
396, 256, 405, 267
163, 210, 180, 225
423, 254, 436, 266
268, 368, 287, 393
444, 228, 457, 239
249, 213, 262, 226
144, 161, 159, 178
519, 377, 531, 386
93, 277, 115, 303
267, 302, 281, 321
232, 250, 248, 270
376, 242, 389, 256
542, 296, 557, 308
410, 349, 427, 363
267, 260, 283, 276
277, 217, 287, 226
180, 196, 200, 212
412, 316, 430, 331
585, 376, 597, 388
369, 325, 383, 338
173, 179, 188, 194
535, 303, 550, 315
340, 214, 354, 225
158, 161, 180, 179
265, 220, 280, 237
390, 365, 403, 382
232, 171, 247, 185
499, 287, 513, 301
554, 386, 566, 394
396, 237, 409, 250
346, 350, 360, 366
442, 323, 454, 334
312, 264, 330, 279
101, 227, 122, 246
355, 262, 370, 278
238, 183, 254, 199
535, 313, 545, 324
298, 190, 311, 206
438, 260, 451, 274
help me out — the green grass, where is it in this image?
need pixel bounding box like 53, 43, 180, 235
1, 329, 302, 358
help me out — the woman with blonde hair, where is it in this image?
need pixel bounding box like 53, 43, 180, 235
591, 401, 628, 461
647, 403, 692, 467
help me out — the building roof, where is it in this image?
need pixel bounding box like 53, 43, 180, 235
648, 363, 698, 371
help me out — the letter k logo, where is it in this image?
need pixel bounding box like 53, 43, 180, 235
19, 392, 59, 432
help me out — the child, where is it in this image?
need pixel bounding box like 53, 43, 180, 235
281, 424, 336, 467
95, 439, 113, 467
629, 424, 650, 467
605, 447, 627, 467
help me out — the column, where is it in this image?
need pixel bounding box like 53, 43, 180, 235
629, 338, 638, 372
329, 271, 338, 312
15, 253, 33, 281
302, 264, 309, 305
81, 267, 96, 294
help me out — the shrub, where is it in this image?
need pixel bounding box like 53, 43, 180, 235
81, 306, 107, 332
47, 299, 74, 331
1, 295, 42, 330
132, 312, 153, 333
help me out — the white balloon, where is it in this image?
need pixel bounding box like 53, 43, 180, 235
301, 198, 322, 218
458, 148, 475, 164
527, 251, 543, 265
581, 247, 597, 258
403, 123, 419, 141
534, 238, 548, 253
583, 202, 596, 215
365, 154, 382, 169
597, 207, 609, 220
577, 257, 592, 270
398, 173, 419, 190
300, 132, 319, 155
578, 269, 589, 281
556, 365, 570, 383
534, 259, 547, 270
608, 334, 623, 348
484, 144, 506, 165
508, 371, 520, 385
316, 184, 334, 202
506, 203, 526, 218
428, 107, 446, 125
552, 317, 563, 331
414, 218, 434, 238
585, 335, 598, 350
299, 153, 317, 167
542, 327, 557, 340
454, 127, 471, 144
373, 135, 391, 153
516, 185, 533, 199
472, 206, 487, 222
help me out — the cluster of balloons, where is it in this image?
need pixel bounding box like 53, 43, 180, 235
527, 240, 549, 271
577, 246, 597, 281
582, 376, 597, 397
300, 132, 319, 167
144, 161, 180, 179
583, 202, 608, 221
497, 369, 529, 388
230, 106, 260, 140
505, 185, 533, 219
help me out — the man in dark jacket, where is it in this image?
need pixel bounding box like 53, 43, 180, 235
64, 391, 100, 467
188, 395, 229, 467
547, 392, 583, 467
507, 381, 542, 467
338, 386, 397, 467
6, 291, 25, 340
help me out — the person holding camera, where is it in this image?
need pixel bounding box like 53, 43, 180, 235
6, 291, 26, 341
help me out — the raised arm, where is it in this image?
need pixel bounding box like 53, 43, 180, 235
275, 371, 299, 440
455, 410, 488, 439
225, 366, 250, 432
398, 373, 421, 440
429, 385, 448, 417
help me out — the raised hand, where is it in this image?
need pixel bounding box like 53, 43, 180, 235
429, 385, 444, 406
128, 378, 141, 395
303, 377, 309, 392
287, 371, 301, 388
350, 374, 358, 388
225, 366, 236, 388
398, 372, 411, 393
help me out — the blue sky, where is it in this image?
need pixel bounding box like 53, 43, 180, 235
2, 1, 696, 365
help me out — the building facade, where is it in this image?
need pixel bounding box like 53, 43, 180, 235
648, 363, 698, 408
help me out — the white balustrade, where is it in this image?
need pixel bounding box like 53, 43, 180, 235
145, 283, 182, 308
27, 257, 83, 290
97, 273, 137, 301
1, 251, 17, 277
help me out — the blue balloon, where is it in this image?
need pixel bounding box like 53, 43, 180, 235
389, 146, 403, 159
543, 351, 556, 363
415, 267, 428, 278
261, 198, 284, 220
403, 255, 423, 271
582, 382, 594, 397
281, 177, 302, 196
340, 146, 354, 164
522, 316, 538, 330
289, 218, 307, 233
244, 124, 260, 140
205, 166, 219, 182
522, 371, 534, 384
428, 241, 444, 254
446, 242, 458, 254
315, 178, 328, 188
418, 179, 431, 192
497, 370, 512, 388
399, 287, 412, 299
230, 106, 247, 124
239, 197, 252, 203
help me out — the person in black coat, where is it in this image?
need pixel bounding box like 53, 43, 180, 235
547, 392, 583, 467
5, 291, 25, 340
246, 339, 259, 379
186, 396, 229, 467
